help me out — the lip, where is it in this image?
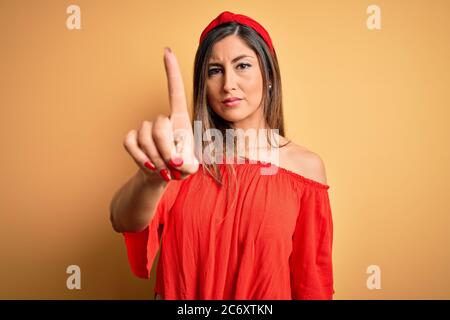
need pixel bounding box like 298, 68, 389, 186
223, 99, 242, 107
222, 97, 242, 103
222, 97, 242, 107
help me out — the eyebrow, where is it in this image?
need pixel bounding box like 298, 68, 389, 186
208, 55, 255, 67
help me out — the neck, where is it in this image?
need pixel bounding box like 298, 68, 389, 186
232, 130, 282, 162
230, 110, 268, 132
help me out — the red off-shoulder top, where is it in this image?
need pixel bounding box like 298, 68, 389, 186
122, 160, 334, 300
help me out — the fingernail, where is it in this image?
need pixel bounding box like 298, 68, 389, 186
169, 157, 183, 167
144, 161, 156, 171
170, 168, 182, 180
159, 168, 171, 182
165, 47, 171, 53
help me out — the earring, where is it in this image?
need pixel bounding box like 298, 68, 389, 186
268, 84, 272, 90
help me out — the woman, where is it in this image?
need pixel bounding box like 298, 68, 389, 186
110, 11, 334, 300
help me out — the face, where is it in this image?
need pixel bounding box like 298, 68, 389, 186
206, 35, 265, 130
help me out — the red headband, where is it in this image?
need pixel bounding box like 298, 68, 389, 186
199, 11, 275, 55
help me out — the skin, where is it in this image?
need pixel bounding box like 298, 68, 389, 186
206, 35, 266, 131
205, 35, 328, 185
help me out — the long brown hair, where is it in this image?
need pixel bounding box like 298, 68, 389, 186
192, 22, 291, 201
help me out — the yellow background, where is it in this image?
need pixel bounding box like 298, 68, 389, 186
0, 0, 449, 299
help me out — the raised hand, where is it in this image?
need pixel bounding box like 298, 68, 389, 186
123, 47, 199, 182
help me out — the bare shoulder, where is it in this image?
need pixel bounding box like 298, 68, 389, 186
279, 141, 328, 185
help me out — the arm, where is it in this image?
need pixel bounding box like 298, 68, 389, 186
289, 186, 334, 299
109, 169, 167, 233
111, 48, 197, 233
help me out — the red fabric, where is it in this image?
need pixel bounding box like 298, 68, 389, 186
122, 161, 334, 299
199, 11, 276, 55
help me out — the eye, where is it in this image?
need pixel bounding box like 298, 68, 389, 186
207, 63, 252, 77
207, 68, 222, 77
237, 63, 251, 70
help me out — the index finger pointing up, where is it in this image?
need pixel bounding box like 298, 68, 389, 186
163, 47, 188, 117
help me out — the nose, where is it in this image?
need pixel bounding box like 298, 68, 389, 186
222, 67, 237, 92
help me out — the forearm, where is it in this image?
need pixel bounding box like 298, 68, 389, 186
110, 169, 167, 233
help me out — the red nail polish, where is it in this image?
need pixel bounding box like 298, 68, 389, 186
144, 161, 156, 171
159, 169, 171, 182
170, 168, 182, 180
169, 157, 183, 167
